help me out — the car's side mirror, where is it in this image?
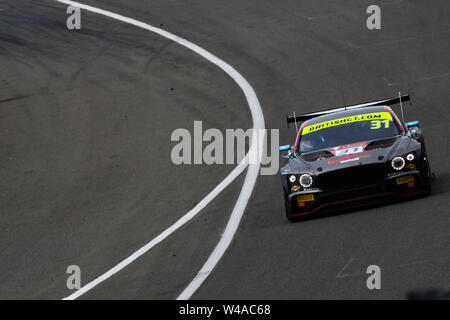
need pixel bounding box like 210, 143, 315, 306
406, 120, 420, 128
279, 144, 292, 159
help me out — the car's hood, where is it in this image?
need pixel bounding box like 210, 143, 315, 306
283, 135, 420, 175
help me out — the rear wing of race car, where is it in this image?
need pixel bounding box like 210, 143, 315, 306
286, 94, 410, 128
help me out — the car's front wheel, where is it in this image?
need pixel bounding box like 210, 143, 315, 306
422, 157, 432, 195
284, 192, 297, 222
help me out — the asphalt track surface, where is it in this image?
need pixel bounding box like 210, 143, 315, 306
1, 0, 449, 299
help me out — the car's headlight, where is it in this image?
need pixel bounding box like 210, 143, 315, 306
406, 153, 415, 161
391, 156, 405, 171
289, 175, 296, 183
299, 174, 313, 188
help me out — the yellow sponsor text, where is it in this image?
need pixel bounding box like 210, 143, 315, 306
297, 194, 315, 202
396, 175, 415, 185
302, 112, 393, 135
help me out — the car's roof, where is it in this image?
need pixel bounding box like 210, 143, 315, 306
304, 106, 391, 126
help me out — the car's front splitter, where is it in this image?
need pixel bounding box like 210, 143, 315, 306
287, 172, 427, 217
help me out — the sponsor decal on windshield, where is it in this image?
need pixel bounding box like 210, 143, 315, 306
302, 112, 393, 135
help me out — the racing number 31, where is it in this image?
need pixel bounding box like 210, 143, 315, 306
370, 119, 390, 129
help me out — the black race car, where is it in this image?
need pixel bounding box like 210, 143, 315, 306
279, 94, 432, 221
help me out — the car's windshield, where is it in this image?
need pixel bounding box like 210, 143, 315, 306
298, 111, 401, 153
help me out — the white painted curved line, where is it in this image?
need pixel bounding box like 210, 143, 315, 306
177, 141, 263, 299
65, 160, 248, 300
55, 0, 265, 300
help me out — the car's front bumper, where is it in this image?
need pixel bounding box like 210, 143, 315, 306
287, 171, 427, 217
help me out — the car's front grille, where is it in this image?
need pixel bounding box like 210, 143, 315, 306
319, 164, 385, 192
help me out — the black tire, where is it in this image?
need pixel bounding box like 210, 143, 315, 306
422, 158, 432, 195
284, 192, 296, 222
